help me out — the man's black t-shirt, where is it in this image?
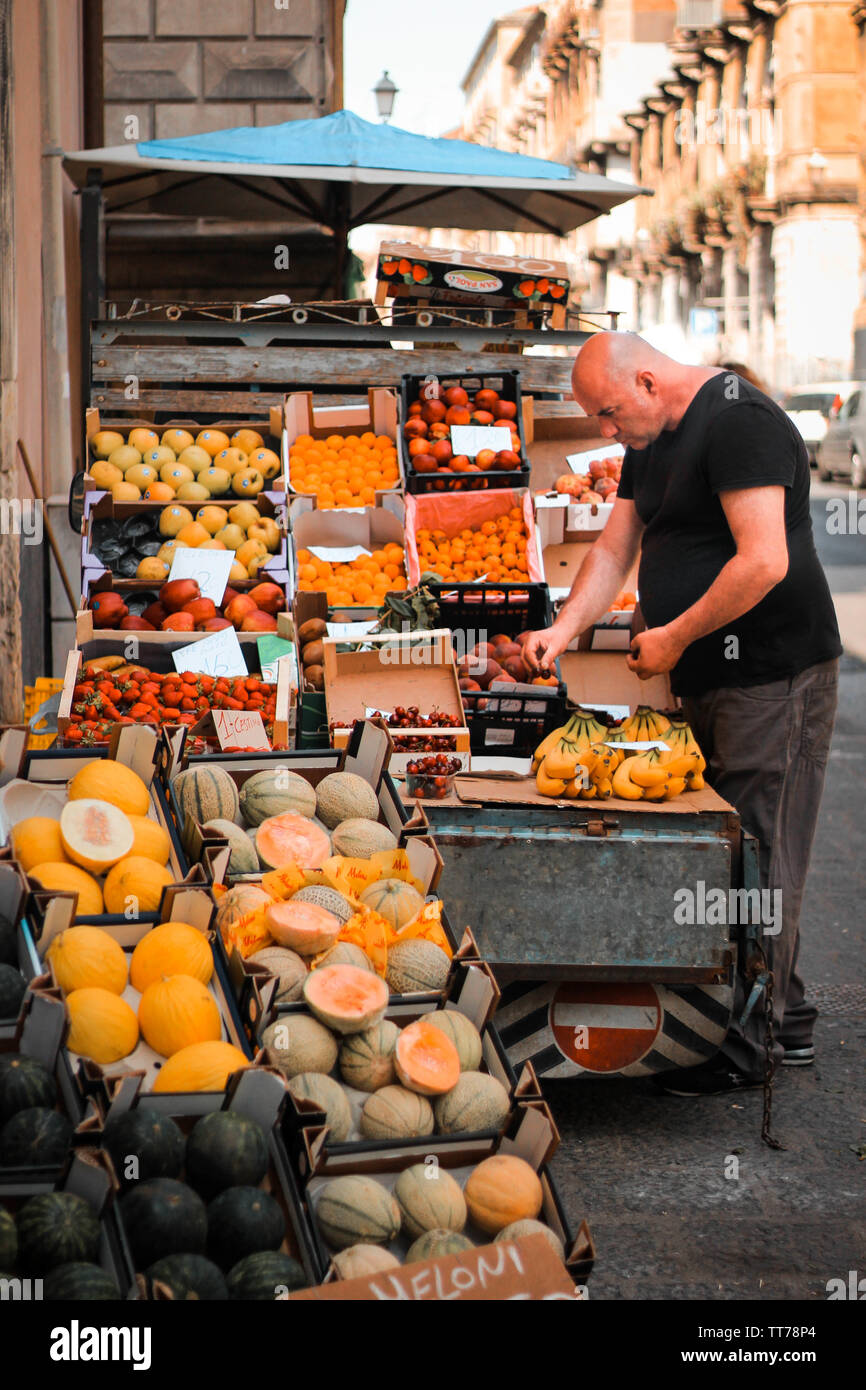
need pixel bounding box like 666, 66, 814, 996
617, 371, 841, 697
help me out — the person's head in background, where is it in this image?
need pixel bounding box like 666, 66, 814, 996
717, 361, 771, 397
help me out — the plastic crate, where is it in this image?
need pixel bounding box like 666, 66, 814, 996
460, 680, 566, 755
400, 369, 530, 494
431, 579, 551, 642
24, 678, 64, 750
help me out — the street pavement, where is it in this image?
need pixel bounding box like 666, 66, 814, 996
545, 474, 866, 1301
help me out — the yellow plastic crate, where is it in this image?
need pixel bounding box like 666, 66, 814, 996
24, 677, 64, 750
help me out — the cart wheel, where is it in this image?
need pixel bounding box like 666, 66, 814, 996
68, 470, 86, 533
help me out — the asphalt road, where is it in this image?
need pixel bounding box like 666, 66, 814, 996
545, 474, 866, 1302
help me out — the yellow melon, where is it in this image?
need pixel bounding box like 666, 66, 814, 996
129, 921, 214, 993
138, 974, 222, 1058
29, 863, 104, 916
151, 1040, 249, 1094
127, 816, 171, 866
67, 761, 150, 819
103, 857, 173, 916
66, 987, 139, 1064
11, 817, 69, 873
46, 926, 128, 995
59, 799, 134, 875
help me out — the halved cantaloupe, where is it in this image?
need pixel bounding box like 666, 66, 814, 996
11, 817, 70, 873
394, 1017, 461, 1096
265, 901, 342, 956
255, 813, 331, 871
303, 964, 389, 1035
59, 799, 134, 874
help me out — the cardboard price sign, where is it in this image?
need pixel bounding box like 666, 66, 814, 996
214, 708, 270, 750
292, 1233, 578, 1302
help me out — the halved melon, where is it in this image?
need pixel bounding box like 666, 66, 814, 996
303, 964, 389, 1036
59, 799, 134, 874
394, 1017, 461, 1096
255, 814, 331, 871
265, 901, 341, 956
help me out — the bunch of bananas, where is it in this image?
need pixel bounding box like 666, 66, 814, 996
532, 705, 707, 802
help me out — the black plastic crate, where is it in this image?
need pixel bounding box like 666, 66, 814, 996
461, 680, 566, 755
400, 369, 530, 494
431, 579, 551, 643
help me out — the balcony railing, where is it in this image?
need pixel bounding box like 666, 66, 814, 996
676, 0, 723, 28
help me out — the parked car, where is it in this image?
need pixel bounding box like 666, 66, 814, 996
783, 382, 860, 467
814, 382, 866, 487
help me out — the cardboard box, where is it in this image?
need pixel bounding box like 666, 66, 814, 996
282, 389, 404, 505
558, 649, 673, 720
290, 503, 406, 617
375, 241, 570, 322
322, 630, 470, 773
533, 500, 640, 645
522, 410, 609, 489
404, 488, 544, 588
73, 591, 290, 663
84, 407, 285, 498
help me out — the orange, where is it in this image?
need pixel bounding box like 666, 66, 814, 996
175, 521, 210, 547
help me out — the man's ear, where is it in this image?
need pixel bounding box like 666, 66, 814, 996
636, 370, 656, 396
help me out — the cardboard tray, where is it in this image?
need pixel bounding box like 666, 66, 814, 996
282, 389, 404, 505
0, 860, 37, 1040
290, 502, 406, 616
377, 242, 570, 313
73, 595, 291, 660
404, 487, 544, 588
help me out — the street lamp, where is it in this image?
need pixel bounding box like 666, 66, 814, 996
373, 71, 398, 123
807, 148, 828, 189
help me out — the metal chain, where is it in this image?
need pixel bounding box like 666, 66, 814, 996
761, 962, 785, 1150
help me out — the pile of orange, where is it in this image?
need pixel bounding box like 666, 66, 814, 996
295, 542, 407, 606
416, 507, 530, 582
288, 432, 400, 508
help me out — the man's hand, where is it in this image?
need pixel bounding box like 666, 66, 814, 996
627, 625, 684, 679
523, 625, 570, 673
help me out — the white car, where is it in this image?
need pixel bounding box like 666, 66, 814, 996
783, 382, 860, 465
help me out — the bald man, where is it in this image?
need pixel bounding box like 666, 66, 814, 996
525, 333, 841, 1096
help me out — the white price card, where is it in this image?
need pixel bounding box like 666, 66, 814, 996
365, 707, 393, 719
581, 703, 630, 722
604, 739, 670, 751
449, 425, 512, 458
214, 707, 270, 751
327, 620, 379, 640
172, 626, 248, 679
167, 547, 235, 603
308, 544, 371, 563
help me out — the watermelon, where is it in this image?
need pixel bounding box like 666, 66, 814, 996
173, 765, 240, 828
101, 1107, 185, 1189
185, 1111, 268, 1200
44, 1261, 120, 1300
206, 1186, 285, 1271
0, 1108, 72, 1168
0, 1057, 58, 1125
239, 769, 316, 827
0, 965, 26, 1020
0, 1207, 17, 1269
119, 1178, 207, 1269
0, 913, 16, 966
226, 1249, 307, 1300
17, 1192, 101, 1273
203, 819, 260, 876
147, 1253, 228, 1300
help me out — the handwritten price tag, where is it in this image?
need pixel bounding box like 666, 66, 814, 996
214, 708, 270, 750
308, 544, 371, 563
450, 425, 512, 458
167, 547, 235, 603
172, 627, 248, 678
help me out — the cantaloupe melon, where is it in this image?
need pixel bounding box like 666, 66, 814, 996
360, 1085, 434, 1141
261, 1015, 338, 1078
45, 926, 128, 996
393, 1164, 466, 1239
59, 799, 133, 874
239, 769, 316, 826
494, 1219, 564, 1260
130, 921, 214, 992
11, 817, 69, 873
394, 1018, 460, 1096
463, 1155, 543, 1234
138, 974, 222, 1058
385, 940, 450, 995
248, 945, 307, 1002
303, 964, 389, 1036
359, 878, 424, 931
331, 1244, 401, 1280
424, 1010, 483, 1072
127, 816, 171, 866
432, 1072, 510, 1135
405, 1229, 474, 1264
287, 1072, 352, 1142
331, 819, 397, 859
151, 1040, 249, 1094
214, 886, 272, 937
315, 772, 378, 829
316, 1176, 401, 1250
173, 765, 240, 828
256, 814, 331, 871
67, 761, 150, 819
203, 819, 260, 876
338, 1020, 399, 1092
66, 987, 139, 1065
292, 886, 354, 924
103, 857, 173, 916
317, 942, 374, 973
29, 863, 104, 917
265, 901, 341, 956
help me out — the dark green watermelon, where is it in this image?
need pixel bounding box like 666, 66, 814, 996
101, 1107, 185, 1189
44, 1261, 120, 1301
207, 1186, 285, 1270
147, 1253, 228, 1301
227, 1250, 306, 1301
0, 1108, 72, 1167
0, 1057, 57, 1124
17, 1192, 100, 1274
0, 914, 16, 967
119, 1178, 206, 1270
0, 1207, 17, 1269
0, 965, 26, 1020
185, 1111, 268, 1200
